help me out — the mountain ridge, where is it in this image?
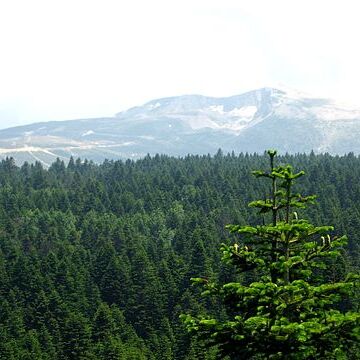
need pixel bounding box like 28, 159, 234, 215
1, 87, 360, 166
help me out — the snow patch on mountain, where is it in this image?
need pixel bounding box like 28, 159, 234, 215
82, 130, 95, 136
208, 105, 225, 114
182, 115, 218, 130
229, 106, 257, 119
203, 105, 258, 132
207, 105, 257, 119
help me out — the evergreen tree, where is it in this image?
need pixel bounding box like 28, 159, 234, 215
61, 312, 92, 360
181, 150, 360, 359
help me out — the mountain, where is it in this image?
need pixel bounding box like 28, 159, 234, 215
1, 87, 360, 166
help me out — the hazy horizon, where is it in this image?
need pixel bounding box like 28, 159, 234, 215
1, 0, 360, 130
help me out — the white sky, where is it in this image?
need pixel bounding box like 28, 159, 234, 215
0, 0, 360, 129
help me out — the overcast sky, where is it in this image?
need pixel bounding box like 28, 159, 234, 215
0, 0, 359, 129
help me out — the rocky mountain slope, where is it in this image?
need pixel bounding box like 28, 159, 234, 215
1, 87, 360, 166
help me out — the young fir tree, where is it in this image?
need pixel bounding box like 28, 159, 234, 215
181, 150, 360, 359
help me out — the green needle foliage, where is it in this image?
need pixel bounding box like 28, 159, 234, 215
181, 150, 360, 359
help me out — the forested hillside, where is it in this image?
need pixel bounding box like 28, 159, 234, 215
0, 152, 359, 359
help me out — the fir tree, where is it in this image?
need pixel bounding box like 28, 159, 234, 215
181, 150, 360, 359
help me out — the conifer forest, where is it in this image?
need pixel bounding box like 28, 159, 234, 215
0, 151, 359, 359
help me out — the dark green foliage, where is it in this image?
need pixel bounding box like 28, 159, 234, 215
0, 153, 359, 358
181, 151, 360, 359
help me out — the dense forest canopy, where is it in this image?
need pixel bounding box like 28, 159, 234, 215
0, 151, 359, 359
